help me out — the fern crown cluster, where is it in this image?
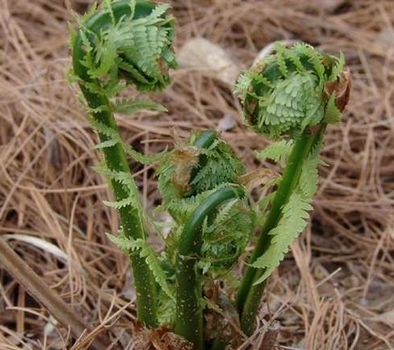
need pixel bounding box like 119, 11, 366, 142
70, 0, 350, 340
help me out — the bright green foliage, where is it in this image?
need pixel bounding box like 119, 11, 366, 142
251, 151, 319, 284
252, 191, 312, 283
91, 118, 164, 164
70, 0, 178, 329
235, 42, 345, 139
107, 233, 175, 300
106, 231, 177, 325
235, 42, 349, 335
249, 139, 321, 285
199, 197, 255, 274
235, 44, 346, 284
324, 93, 342, 123
157, 132, 244, 203
157, 131, 242, 203
111, 98, 167, 115
70, 0, 349, 343
157, 184, 254, 275
157, 131, 255, 275
71, 0, 177, 95
256, 139, 294, 167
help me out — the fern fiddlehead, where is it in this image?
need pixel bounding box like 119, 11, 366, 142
236, 43, 349, 139
157, 130, 255, 348
70, 0, 176, 327
235, 43, 350, 335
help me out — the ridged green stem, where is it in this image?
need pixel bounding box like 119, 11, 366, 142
72, 0, 158, 327
175, 186, 244, 350
237, 126, 326, 335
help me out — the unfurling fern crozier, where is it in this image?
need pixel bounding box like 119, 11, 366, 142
235, 42, 350, 139
235, 43, 350, 335
70, 0, 177, 328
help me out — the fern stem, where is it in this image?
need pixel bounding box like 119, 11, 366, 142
72, 0, 162, 328
237, 126, 325, 335
80, 82, 159, 328
175, 186, 245, 350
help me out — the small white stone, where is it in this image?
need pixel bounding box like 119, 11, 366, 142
178, 37, 240, 86
217, 113, 236, 132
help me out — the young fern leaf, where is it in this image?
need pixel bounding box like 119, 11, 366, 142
93, 166, 135, 186
328, 52, 346, 81
92, 115, 166, 164
94, 166, 144, 211
252, 192, 312, 284
299, 146, 320, 197
103, 197, 135, 209
156, 130, 255, 348
72, 1, 177, 93
274, 44, 289, 77
107, 233, 175, 301
251, 154, 318, 285
199, 197, 255, 275
157, 131, 244, 204
175, 185, 248, 349
122, 143, 167, 165
161, 189, 217, 224
111, 98, 167, 115
256, 139, 293, 167
89, 119, 123, 146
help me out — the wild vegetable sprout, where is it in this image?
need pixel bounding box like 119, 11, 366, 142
70, 0, 350, 349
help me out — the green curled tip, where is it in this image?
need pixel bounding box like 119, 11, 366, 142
235, 42, 350, 139
71, 0, 177, 93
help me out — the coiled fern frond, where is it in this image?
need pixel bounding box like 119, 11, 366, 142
157, 131, 254, 274
71, 0, 177, 95
235, 42, 350, 335
235, 42, 350, 139
69, 0, 178, 328
157, 131, 244, 204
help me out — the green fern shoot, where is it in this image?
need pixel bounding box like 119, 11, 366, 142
235, 42, 350, 335
70, 1, 350, 346
70, 0, 177, 328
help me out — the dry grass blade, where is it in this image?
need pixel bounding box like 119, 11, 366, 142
0, 238, 113, 350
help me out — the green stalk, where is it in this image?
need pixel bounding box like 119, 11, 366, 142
82, 88, 158, 327
237, 126, 325, 335
175, 186, 244, 350
72, 1, 160, 327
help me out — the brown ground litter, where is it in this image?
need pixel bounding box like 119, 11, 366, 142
1, 0, 393, 349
